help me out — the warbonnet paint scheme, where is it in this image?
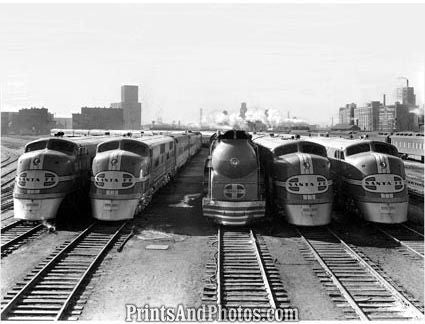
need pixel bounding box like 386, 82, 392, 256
90, 133, 202, 221
309, 137, 408, 224
253, 134, 333, 226
202, 130, 266, 226
13, 136, 109, 220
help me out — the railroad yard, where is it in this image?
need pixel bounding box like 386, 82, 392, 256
1, 136, 424, 321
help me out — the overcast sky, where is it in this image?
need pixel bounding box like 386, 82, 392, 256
0, 3, 424, 126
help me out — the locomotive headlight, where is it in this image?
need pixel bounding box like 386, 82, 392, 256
111, 158, 118, 166
230, 158, 240, 167
380, 162, 387, 168
304, 162, 310, 169
33, 158, 40, 166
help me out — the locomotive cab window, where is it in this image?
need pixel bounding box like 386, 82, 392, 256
373, 142, 398, 157
274, 143, 298, 157
160, 144, 165, 154
25, 140, 48, 152
346, 143, 370, 156
48, 140, 76, 155
98, 141, 120, 153
122, 141, 148, 156
301, 143, 327, 157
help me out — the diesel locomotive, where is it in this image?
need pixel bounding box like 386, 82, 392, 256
90, 133, 202, 221
202, 130, 266, 225
310, 137, 409, 223
253, 134, 333, 226
13, 136, 109, 221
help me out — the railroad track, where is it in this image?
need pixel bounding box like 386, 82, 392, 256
297, 226, 423, 320
375, 224, 424, 259
1, 177, 15, 189
1, 156, 11, 165
1, 157, 18, 169
1, 221, 127, 320
1, 158, 18, 189
1, 220, 45, 257
1, 191, 13, 211
203, 227, 295, 320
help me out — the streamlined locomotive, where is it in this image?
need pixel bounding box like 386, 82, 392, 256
310, 137, 408, 223
202, 130, 266, 225
253, 134, 333, 226
90, 133, 201, 221
13, 136, 109, 220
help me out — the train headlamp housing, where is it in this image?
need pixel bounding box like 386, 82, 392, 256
33, 158, 40, 166
111, 158, 118, 166
230, 158, 240, 167
380, 162, 387, 168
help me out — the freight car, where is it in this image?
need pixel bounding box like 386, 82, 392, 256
253, 134, 333, 226
13, 136, 110, 221
202, 129, 266, 225
310, 137, 408, 223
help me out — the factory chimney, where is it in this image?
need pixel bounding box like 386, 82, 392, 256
200, 108, 203, 128
383, 94, 386, 106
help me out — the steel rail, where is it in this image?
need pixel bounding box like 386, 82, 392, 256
0, 223, 96, 319
375, 225, 424, 259
1, 223, 44, 252
401, 224, 424, 238
328, 227, 424, 319
250, 230, 277, 309
296, 227, 369, 321
55, 221, 127, 320
216, 226, 222, 308
1, 157, 18, 169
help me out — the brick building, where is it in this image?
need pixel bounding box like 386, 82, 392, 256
72, 107, 124, 129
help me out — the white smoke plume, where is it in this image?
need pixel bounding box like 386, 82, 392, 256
202, 106, 308, 130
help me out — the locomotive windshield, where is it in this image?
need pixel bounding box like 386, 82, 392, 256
98, 141, 120, 153
48, 140, 76, 155
274, 143, 298, 156
122, 141, 149, 156
372, 142, 399, 157
346, 143, 370, 156
25, 140, 48, 152
301, 143, 327, 157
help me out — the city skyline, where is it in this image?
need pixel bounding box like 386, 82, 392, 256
1, 4, 424, 126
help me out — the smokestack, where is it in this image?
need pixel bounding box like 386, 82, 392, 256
383, 94, 386, 106
240, 102, 247, 120
200, 108, 203, 127
407, 79, 409, 88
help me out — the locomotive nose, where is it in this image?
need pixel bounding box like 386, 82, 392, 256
17, 151, 74, 174
212, 140, 257, 178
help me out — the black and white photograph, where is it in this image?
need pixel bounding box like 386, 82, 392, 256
0, 0, 424, 321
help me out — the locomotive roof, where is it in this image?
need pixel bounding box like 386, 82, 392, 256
219, 129, 251, 140
307, 137, 383, 150
98, 135, 171, 147
27, 136, 110, 148
253, 135, 325, 152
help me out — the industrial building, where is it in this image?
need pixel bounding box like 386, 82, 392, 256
354, 101, 381, 131
1, 108, 55, 135
379, 103, 419, 132
338, 103, 356, 125
111, 85, 142, 129
338, 81, 422, 132
72, 107, 124, 130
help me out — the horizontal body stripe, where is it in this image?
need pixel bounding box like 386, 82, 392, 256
275, 180, 333, 187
